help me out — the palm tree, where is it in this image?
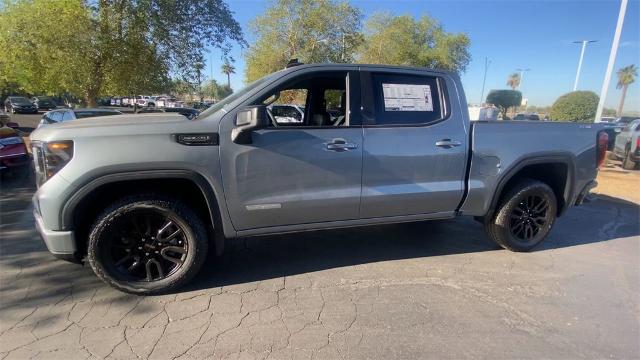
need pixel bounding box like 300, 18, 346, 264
221, 62, 235, 87
616, 64, 637, 116
506, 73, 520, 90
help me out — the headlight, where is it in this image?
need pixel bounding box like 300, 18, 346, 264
32, 141, 73, 186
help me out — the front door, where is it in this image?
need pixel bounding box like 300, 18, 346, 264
220, 70, 363, 230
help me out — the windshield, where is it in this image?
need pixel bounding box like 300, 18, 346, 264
197, 72, 279, 119
10, 97, 31, 105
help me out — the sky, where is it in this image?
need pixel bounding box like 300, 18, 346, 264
206, 0, 640, 113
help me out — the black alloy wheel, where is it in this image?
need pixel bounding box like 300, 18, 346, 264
484, 179, 557, 252
106, 210, 188, 282
88, 195, 208, 294
508, 194, 550, 242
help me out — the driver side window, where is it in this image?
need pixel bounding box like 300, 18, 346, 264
257, 71, 349, 127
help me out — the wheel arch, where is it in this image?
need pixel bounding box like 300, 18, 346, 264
487, 153, 576, 219
61, 170, 226, 257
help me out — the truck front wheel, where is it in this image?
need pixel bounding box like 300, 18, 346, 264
87, 195, 209, 295
485, 179, 557, 252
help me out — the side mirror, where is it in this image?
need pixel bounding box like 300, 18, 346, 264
232, 105, 268, 144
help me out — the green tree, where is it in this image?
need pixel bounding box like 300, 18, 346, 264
616, 64, 637, 116
221, 62, 235, 87
0, 0, 244, 106
358, 13, 470, 72
202, 79, 233, 101
506, 73, 520, 90
245, 0, 363, 82
549, 91, 599, 123
486, 90, 522, 119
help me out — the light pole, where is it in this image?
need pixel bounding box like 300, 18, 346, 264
572, 40, 597, 91
595, 0, 628, 122
480, 57, 491, 104
515, 68, 530, 89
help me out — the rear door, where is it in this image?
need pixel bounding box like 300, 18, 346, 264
359, 70, 468, 218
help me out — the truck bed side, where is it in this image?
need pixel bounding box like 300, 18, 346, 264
460, 121, 600, 217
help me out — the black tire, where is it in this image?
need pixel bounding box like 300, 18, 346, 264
87, 195, 209, 295
621, 148, 637, 170
484, 179, 557, 252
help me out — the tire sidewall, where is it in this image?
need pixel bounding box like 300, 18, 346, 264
87, 197, 207, 294
491, 181, 558, 251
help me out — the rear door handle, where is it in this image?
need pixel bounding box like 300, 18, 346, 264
325, 138, 358, 152
435, 139, 462, 149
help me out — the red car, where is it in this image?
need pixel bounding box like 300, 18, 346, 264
0, 125, 30, 173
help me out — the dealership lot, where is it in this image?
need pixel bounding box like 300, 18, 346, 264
0, 169, 638, 359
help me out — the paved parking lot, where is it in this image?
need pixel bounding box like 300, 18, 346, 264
1, 170, 638, 359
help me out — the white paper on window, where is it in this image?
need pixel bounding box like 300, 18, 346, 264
382, 83, 433, 112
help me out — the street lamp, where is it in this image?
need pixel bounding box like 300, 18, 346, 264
595, 0, 628, 122
515, 68, 530, 89
572, 40, 597, 91
480, 57, 491, 104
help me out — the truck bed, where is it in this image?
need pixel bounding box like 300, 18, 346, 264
460, 120, 601, 217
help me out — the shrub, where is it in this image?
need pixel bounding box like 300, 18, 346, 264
486, 90, 522, 119
549, 91, 599, 122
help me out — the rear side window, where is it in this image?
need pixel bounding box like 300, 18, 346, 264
50, 111, 63, 122
371, 73, 447, 126
61, 111, 74, 121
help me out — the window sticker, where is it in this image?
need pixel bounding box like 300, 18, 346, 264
382, 83, 433, 112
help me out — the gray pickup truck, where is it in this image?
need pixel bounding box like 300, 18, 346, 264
30, 63, 608, 294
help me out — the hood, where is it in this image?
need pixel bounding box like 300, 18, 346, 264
30, 113, 199, 142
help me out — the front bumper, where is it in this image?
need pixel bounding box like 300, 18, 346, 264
13, 107, 38, 113
34, 208, 79, 262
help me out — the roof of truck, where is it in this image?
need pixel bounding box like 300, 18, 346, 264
277, 62, 455, 76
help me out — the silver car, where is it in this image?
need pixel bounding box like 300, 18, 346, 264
38, 108, 123, 128
613, 118, 640, 169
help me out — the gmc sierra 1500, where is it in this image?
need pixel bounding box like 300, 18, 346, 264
30, 63, 608, 294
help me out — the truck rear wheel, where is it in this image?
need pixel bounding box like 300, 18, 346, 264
485, 179, 557, 252
87, 195, 208, 295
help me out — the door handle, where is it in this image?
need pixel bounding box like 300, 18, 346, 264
435, 139, 462, 149
325, 138, 358, 152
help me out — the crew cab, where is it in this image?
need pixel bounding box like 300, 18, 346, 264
30, 64, 607, 294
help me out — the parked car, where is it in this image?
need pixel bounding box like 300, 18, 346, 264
268, 104, 304, 124
135, 95, 157, 108
30, 63, 607, 295
514, 113, 540, 121
612, 118, 640, 170
38, 108, 123, 128
615, 116, 636, 125
136, 107, 200, 120
0, 109, 10, 125
31, 96, 58, 111
4, 96, 38, 114
0, 122, 30, 174
601, 122, 625, 151
600, 116, 616, 123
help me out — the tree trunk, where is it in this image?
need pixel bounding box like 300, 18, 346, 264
84, 88, 99, 108
617, 84, 628, 116
227, 73, 230, 87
